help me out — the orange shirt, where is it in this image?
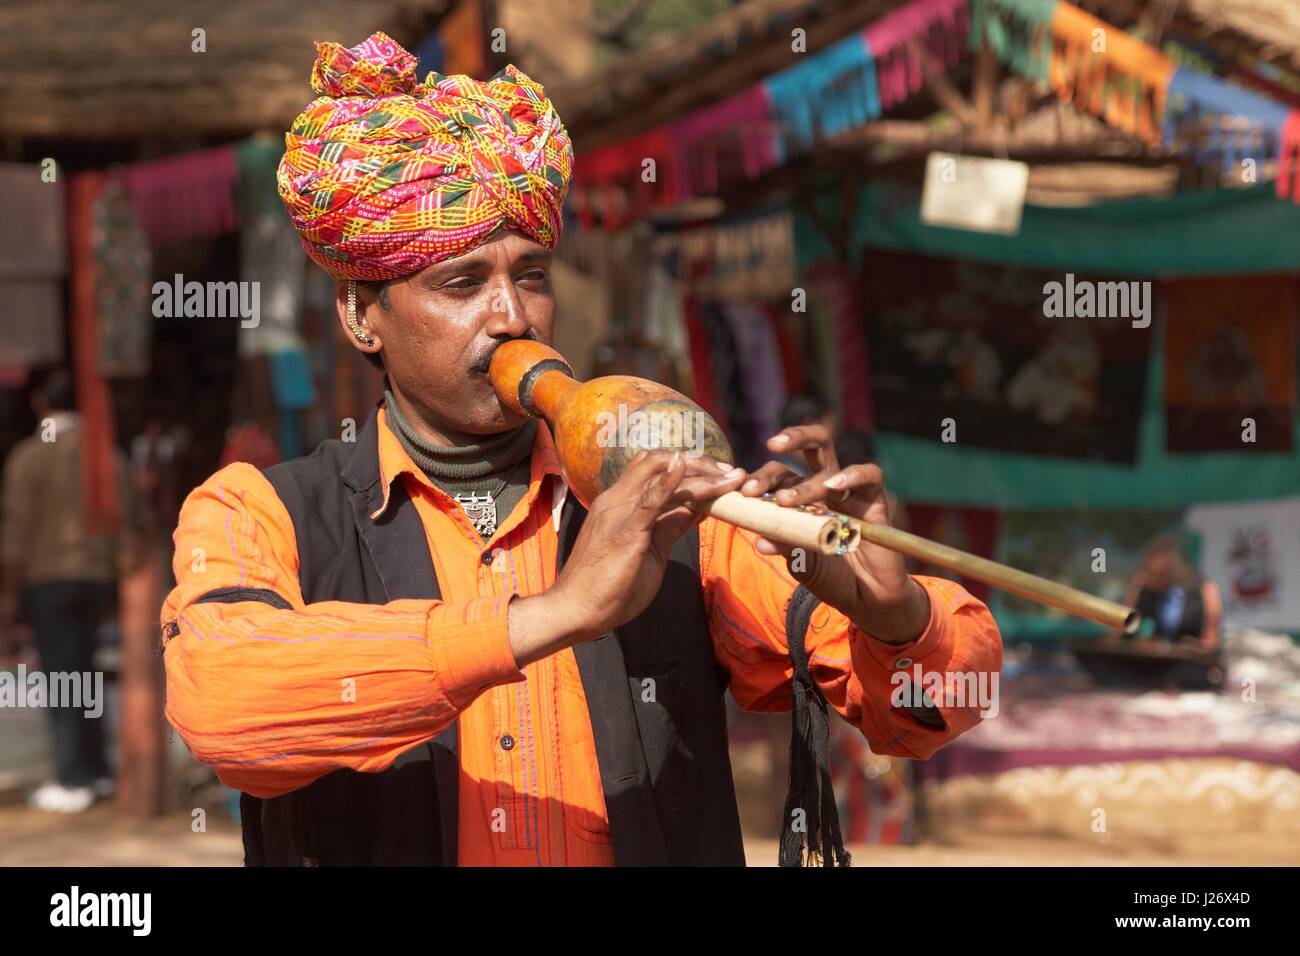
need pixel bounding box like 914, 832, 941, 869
161, 406, 1001, 866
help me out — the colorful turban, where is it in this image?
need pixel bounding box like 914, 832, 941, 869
277, 32, 573, 281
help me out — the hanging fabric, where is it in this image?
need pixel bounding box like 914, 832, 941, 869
1276, 111, 1300, 203
866, 0, 970, 110
719, 302, 788, 451
1164, 67, 1292, 179
0, 162, 66, 368
669, 86, 778, 199
93, 177, 152, 377
124, 145, 240, 244
764, 33, 881, 163
573, 128, 678, 229
968, 0, 1056, 84
1048, 2, 1175, 146
805, 261, 874, 434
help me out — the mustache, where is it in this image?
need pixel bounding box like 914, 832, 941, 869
471, 331, 540, 374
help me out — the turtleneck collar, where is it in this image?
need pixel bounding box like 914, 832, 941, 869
382, 377, 536, 482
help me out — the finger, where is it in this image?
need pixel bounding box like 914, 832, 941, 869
674, 464, 747, 504
739, 460, 802, 497
773, 463, 885, 514
766, 424, 838, 474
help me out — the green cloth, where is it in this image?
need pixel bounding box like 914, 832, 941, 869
796, 182, 1300, 277
969, 0, 1055, 83
791, 184, 1300, 510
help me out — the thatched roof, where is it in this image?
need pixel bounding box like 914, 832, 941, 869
0, 0, 452, 140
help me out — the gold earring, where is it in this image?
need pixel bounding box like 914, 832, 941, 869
347, 281, 375, 347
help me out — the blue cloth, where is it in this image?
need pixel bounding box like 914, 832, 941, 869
1164, 67, 1292, 175
1153, 586, 1188, 639
269, 347, 316, 410
764, 33, 880, 163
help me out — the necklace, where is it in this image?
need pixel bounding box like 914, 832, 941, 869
453, 472, 511, 539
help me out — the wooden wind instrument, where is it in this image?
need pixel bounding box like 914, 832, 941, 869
489, 340, 1138, 634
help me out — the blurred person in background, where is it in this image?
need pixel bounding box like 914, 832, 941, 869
0, 369, 139, 813
1119, 534, 1222, 652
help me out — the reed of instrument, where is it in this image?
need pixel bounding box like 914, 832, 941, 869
489, 340, 1138, 634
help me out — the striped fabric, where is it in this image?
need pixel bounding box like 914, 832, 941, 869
277, 32, 573, 281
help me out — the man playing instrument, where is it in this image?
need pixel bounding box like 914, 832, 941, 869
161, 33, 1001, 866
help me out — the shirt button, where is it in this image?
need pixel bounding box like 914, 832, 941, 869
894, 657, 913, 669
481, 550, 495, 566
499, 733, 515, 751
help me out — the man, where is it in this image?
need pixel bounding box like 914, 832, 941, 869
161, 33, 1001, 866
2, 370, 134, 813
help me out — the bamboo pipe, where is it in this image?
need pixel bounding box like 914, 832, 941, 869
835, 518, 1139, 634
489, 340, 1138, 633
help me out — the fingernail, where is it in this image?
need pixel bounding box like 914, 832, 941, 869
742, 480, 758, 493
771, 435, 789, 446
669, 451, 681, 470
724, 467, 744, 479
825, 474, 846, 489
714, 459, 733, 472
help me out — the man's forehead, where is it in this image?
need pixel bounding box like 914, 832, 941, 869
420, 229, 552, 274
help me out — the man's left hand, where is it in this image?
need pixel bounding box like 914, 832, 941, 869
738, 425, 931, 645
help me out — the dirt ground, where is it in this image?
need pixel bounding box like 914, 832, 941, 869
0, 802, 1289, 867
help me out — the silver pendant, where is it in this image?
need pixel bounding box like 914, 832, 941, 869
455, 491, 497, 538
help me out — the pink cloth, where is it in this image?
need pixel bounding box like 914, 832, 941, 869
124, 145, 240, 244
1277, 110, 1300, 204
864, 0, 969, 110
669, 86, 777, 199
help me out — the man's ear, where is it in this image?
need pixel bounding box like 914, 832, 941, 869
334, 281, 385, 359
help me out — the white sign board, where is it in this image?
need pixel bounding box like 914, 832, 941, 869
920, 152, 1029, 236
1185, 497, 1300, 632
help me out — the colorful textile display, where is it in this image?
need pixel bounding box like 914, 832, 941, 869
125, 146, 240, 244
1278, 111, 1300, 203
277, 32, 573, 281
1048, 3, 1175, 145
92, 178, 152, 377
1164, 67, 1293, 178
859, 248, 1151, 462
803, 261, 874, 433
867, 0, 970, 109
1185, 498, 1300, 632
669, 86, 777, 199
1164, 276, 1296, 453
0, 162, 65, 368
968, 0, 1055, 84
764, 32, 880, 163
654, 207, 795, 299
573, 129, 676, 230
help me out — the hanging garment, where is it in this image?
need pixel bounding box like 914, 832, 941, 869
867, 0, 970, 110
669, 85, 778, 199
1163, 67, 1292, 179
0, 162, 66, 367
238, 211, 306, 357
720, 302, 788, 451
1048, 2, 1176, 145
573, 129, 678, 230
1277, 111, 1300, 203
764, 33, 880, 163
93, 177, 152, 377
968, 0, 1055, 84
124, 145, 240, 244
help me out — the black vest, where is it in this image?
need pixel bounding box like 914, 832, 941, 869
220, 408, 759, 866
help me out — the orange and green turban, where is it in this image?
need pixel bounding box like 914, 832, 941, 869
277, 32, 573, 281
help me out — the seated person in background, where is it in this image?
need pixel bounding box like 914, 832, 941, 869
1118, 535, 1222, 652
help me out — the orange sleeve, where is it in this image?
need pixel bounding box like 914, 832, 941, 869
160, 462, 524, 798
699, 517, 1002, 760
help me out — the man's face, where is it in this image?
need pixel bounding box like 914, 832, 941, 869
342, 228, 555, 442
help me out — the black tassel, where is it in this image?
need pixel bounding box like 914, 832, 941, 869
779, 586, 852, 868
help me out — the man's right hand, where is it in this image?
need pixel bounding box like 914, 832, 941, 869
508, 450, 745, 667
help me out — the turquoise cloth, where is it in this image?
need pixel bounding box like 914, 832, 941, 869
764, 32, 880, 163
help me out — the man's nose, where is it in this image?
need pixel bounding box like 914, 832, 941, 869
483, 278, 531, 339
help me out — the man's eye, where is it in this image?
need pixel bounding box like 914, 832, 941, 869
445, 278, 481, 290
518, 270, 549, 282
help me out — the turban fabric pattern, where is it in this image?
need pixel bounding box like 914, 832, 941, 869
277, 32, 573, 281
